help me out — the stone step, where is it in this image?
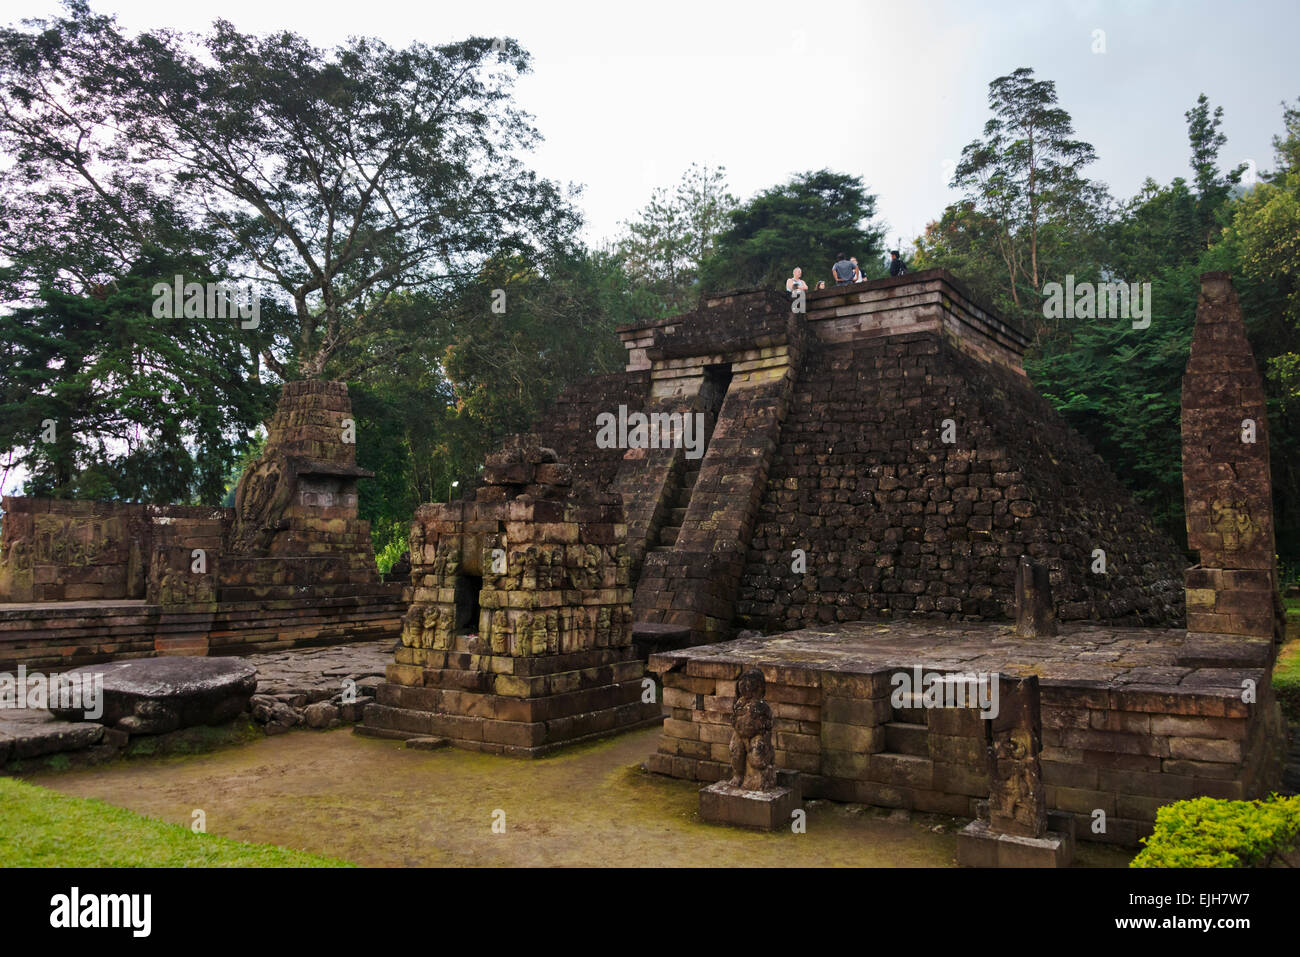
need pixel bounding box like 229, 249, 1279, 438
884, 721, 929, 756
659, 525, 680, 546
668, 507, 688, 524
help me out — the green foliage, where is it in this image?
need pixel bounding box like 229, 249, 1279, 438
1131, 794, 1300, 868
948, 67, 1110, 332
337, 244, 656, 535
617, 163, 736, 313
0, 776, 350, 867
0, 4, 575, 380
372, 519, 409, 576
0, 249, 274, 504
699, 169, 885, 292
1026, 263, 1199, 542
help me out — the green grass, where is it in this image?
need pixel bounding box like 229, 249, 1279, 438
0, 777, 352, 867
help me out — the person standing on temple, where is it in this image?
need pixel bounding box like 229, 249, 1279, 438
889, 250, 908, 277
831, 253, 856, 286
786, 266, 809, 295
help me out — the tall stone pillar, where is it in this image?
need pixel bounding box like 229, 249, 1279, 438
1181, 272, 1283, 643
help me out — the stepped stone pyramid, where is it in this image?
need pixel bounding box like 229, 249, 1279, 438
523, 268, 1186, 648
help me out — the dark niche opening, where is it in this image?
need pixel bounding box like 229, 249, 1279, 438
454, 573, 483, 634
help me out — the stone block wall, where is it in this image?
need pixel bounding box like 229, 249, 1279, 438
736, 331, 1186, 632
648, 654, 1284, 845
0, 498, 227, 603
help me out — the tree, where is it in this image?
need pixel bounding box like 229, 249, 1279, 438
699, 169, 884, 292
950, 67, 1108, 323
617, 163, 735, 312
0, 250, 273, 503
1185, 93, 1247, 245
0, 2, 576, 380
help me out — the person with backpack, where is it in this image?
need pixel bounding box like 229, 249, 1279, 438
889, 250, 908, 277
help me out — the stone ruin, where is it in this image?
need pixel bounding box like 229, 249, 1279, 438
359, 433, 661, 754
0, 380, 405, 670
520, 269, 1187, 656
1181, 272, 1287, 647
639, 271, 1285, 846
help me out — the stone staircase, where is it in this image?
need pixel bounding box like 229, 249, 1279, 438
650, 464, 701, 554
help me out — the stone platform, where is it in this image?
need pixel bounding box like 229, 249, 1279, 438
360, 644, 663, 756
647, 620, 1285, 845
0, 590, 405, 672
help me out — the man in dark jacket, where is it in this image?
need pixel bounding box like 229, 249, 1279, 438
889, 250, 907, 277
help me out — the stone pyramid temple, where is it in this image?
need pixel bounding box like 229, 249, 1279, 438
529, 268, 1186, 650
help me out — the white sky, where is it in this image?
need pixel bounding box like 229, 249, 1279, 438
15, 0, 1300, 249
4, 0, 1299, 496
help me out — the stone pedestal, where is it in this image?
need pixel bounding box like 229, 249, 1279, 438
956, 819, 1073, 868
699, 773, 802, 831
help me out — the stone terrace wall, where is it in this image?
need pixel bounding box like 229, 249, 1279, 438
649, 650, 1282, 846
736, 331, 1186, 632
0, 498, 228, 603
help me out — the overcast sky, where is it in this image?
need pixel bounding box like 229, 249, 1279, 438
16, 0, 1300, 252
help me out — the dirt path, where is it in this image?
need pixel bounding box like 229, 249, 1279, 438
22, 726, 1131, 867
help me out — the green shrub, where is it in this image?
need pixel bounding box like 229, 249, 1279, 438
370, 518, 409, 576
1131, 794, 1300, 868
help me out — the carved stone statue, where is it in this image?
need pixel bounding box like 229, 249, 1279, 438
985, 675, 1047, 838
231, 452, 295, 553
729, 667, 777, 791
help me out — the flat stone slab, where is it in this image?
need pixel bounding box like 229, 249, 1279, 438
49, 656, 257, 734
700, 781, 801, 831
648, 620, 1270, 699
956, 819, 1074, 868
0, 709, 105, 762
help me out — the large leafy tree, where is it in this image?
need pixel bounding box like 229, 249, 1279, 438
698, 169, 885, 292
0, 2, 576, 380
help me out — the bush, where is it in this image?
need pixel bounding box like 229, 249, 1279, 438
1131, 794, 1300, 868
371, 518, 409, 576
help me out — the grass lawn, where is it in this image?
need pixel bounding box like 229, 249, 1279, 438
1276, 599, 1300, 722
0, 777, 351, 867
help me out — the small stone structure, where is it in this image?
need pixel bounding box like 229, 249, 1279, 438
699, 666, 801, 830
0, 380, 405, 669
957, 675, 1074, 866
360, 434, 662, 755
